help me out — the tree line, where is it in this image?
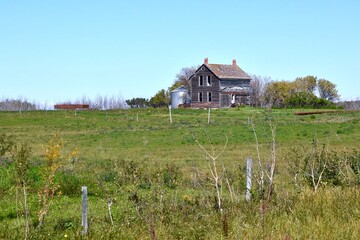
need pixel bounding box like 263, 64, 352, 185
132, 67, 341, 109
0, 68, 342, 110
250, 75, 340, 108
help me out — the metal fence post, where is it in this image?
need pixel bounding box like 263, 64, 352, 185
169, 105, 172, 124
246, 157, 252, 201
82, 186, 88, 235
208, 108, 211, 124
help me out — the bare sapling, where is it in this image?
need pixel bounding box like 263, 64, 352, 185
38, 135, 78, 233
221, 161, 237, 202
11, 143, 32, 240
310, 139, 327, 192
267, 121, 276, 201
251, 118, 277, 236
193, 134, 228, 212
97, 176, 114, 226
251, 120, 264, 195
107, 197, 114, 225
251, 119, 276, 201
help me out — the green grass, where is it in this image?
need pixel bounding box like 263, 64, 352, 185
1, 107, 360, 239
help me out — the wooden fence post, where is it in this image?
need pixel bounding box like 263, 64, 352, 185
208, 108, 211, 124
82, 186, 88, 235
246, 157, 252, 201
169, 105, 172, 124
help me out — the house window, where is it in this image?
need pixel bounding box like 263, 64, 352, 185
206, 76, 211, 86
199, 76, 203, 86
198, 92, 203, 102
208, 92, 212, 102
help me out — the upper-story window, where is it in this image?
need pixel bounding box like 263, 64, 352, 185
206, 76, 211, 86
199, 76, 203, 86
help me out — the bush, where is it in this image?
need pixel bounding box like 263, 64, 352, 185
288, 141, 360, 190
115, 159, 152, 190
54, 217, 77, 231
284, 92, 336, 109
57, 171, 81, 196
162, 163, 181, 189
0, 167, 15, 194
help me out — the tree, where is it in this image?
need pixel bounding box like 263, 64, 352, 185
170, 66, 198, 91
12, 143, 32, 239
249, 75, 271, 107
284, 92, 335, 108
263, 80, 295, 108
0, 98, 37, 111
149, 89, 169, 108
37, 135, 78, 233
293, 76, 317, 94
126, 98, 149, 108
318, 79, 340, 101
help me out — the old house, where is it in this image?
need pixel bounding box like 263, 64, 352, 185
189, 58, 251, 108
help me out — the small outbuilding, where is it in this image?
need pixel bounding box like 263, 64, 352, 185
170, 85, 190, 109
54, 104, 89, 110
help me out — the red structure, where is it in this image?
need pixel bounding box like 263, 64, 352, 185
54, 104, 89, 110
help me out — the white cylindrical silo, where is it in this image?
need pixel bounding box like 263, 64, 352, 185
171, 86, 190, 109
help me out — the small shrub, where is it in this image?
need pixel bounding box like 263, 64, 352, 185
0, 167, 15, 194
54, 218, 77, 231
288, 141, 360, 190
100, 170, 117, 183
162, 163, 181, 189
57, 171, 81, 196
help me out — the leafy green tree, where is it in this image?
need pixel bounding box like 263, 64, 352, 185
126, 98, 149, 108
149, 89, 169, 108
293, 76, 317, 94
318, 79, 340, 101
263, 81, 295, 108
285, 92, 335, 108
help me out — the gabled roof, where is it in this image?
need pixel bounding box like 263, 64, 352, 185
205, 64, 250, 80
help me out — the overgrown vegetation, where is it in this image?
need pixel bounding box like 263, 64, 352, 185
1, 108, 360, 239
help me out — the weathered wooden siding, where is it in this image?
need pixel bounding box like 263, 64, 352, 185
190, 65, 220, 108
219, 79, 250, 89
219, 79, 250, 107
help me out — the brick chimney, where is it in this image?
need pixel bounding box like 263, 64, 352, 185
232, 59, 237, 66
204, 57, 208, 64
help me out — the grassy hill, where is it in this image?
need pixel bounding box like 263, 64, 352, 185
1, 108, 360, 239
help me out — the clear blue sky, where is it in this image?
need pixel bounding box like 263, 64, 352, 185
1, 0, 359, 104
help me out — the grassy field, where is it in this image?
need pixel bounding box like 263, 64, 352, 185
1, 107, 360, 239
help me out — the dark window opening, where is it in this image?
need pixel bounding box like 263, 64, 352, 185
199, 92, 203, 102
199, 76, 203, 86
207, 76, 211, 86
208, 92, 212, 102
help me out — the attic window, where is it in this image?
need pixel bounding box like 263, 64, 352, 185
206, 76, 211, 86
199, 76, 203, 86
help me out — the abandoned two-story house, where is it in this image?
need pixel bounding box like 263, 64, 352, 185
189, 58, 251, 108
